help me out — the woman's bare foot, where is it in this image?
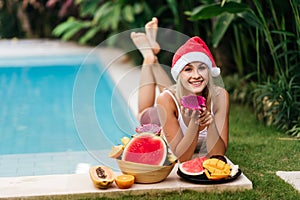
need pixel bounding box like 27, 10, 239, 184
145, 17, 160, 55
131, 32, 156, 63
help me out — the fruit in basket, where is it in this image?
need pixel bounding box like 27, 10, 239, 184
89, 166, 115, 189
203, 158, 231, 180
180, 95, 206, 110
122, 132, 167, 166
178, 156, 207, 176
135, 123, 161, 134
108, 136, 131, 158
121, 136, 131, 146
108, 145, 124, 158
115, 174, 135, 189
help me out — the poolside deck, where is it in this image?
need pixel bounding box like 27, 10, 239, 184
0, 162, 252, 199
0, 40, 253, 199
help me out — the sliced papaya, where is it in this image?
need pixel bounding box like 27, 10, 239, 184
89, 166, 115, 189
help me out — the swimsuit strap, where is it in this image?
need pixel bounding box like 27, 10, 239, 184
163, 90, 181, 112
163, 89, 188, 133
210, 100, 214, 116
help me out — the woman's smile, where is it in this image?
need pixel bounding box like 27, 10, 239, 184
189, 79, 203, 87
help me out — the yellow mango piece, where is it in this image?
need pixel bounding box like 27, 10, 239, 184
108, 145, 123, 158
121, 137, 130, 146
203, 158, 232, 180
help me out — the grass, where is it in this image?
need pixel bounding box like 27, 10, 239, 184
83, 103, 300, 200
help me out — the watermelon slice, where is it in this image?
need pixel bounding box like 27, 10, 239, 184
122, 132, 167, 166
178, 156, 207, 176
180, 95, 206, 110
135, 124, 161, 134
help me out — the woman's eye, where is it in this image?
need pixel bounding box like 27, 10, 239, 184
198, 65, 206, 70
184, 67, 192, 72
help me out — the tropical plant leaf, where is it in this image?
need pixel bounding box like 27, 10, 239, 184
286, 124, 300, 138
271, 30, 296, 37
110, 4, 121, 30
79, 26, 100, 44
140, 1, 153, 19
52, 17, 77, 36
155, 5, 169, 17
123, 5, 134, 23
133, 3, 143, 14
212, 13, 234, 47
237, 10, 264, 30
93, 2, 112, 24
188, 2, 249, 20
166, 0, 178, 18
78, 0, 100, 17
61, 24, 83, 41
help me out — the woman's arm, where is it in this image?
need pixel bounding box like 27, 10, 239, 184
205, 87, 230, 156
156, 91, 200, 162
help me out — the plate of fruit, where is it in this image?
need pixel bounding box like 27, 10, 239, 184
177, 156, 242, 184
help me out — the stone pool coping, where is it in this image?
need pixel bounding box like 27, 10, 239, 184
276, 171, 300, 193
0, 163, 252, 199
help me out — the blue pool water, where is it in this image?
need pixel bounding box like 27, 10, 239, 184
0, 53, 138, 176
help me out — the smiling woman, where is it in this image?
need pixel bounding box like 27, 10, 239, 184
0, 41, 137, 177
131, 18, 229, 164
156, 36, 229, 162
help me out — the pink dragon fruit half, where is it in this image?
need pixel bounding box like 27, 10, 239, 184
135, 123, 161, 134
180, 95, 206, 110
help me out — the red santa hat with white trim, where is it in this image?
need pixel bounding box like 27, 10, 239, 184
171, 36, 220, 81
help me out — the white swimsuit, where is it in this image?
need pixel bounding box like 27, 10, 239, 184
164, 90, 212, 156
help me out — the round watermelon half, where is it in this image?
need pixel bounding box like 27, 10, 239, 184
180, 95, 206, 110
178, 156, 207, 176
122, 132, 167, 166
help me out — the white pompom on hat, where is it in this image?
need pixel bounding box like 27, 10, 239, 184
171, 36, 220, 81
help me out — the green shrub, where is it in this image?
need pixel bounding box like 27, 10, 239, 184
253, 72, 300, 137
223, 73, 256, 105
248, 0, 300, 136
51, 0, 204, 45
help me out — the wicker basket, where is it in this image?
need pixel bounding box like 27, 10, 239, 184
117, 159, 176, 183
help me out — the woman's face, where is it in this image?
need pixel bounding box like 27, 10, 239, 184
179, 61, 209, 95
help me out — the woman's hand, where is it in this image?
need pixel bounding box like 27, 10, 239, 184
181, 106, 213, 127
198, 107, 213, 127
181, 106, 200, 123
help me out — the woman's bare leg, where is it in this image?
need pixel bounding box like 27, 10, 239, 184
145, 17, 173, 92
131, 32, 156, 119
151, 60, 173, 92
145, 17, 160, 55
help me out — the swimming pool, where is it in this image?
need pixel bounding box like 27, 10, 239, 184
0, 50, 138, 177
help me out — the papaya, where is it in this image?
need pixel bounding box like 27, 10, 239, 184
89, 166, 115, 189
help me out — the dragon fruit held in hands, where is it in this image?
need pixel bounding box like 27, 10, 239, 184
180, 95, 206, 110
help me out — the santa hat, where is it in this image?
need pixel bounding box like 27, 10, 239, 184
171, 36, 220, 81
